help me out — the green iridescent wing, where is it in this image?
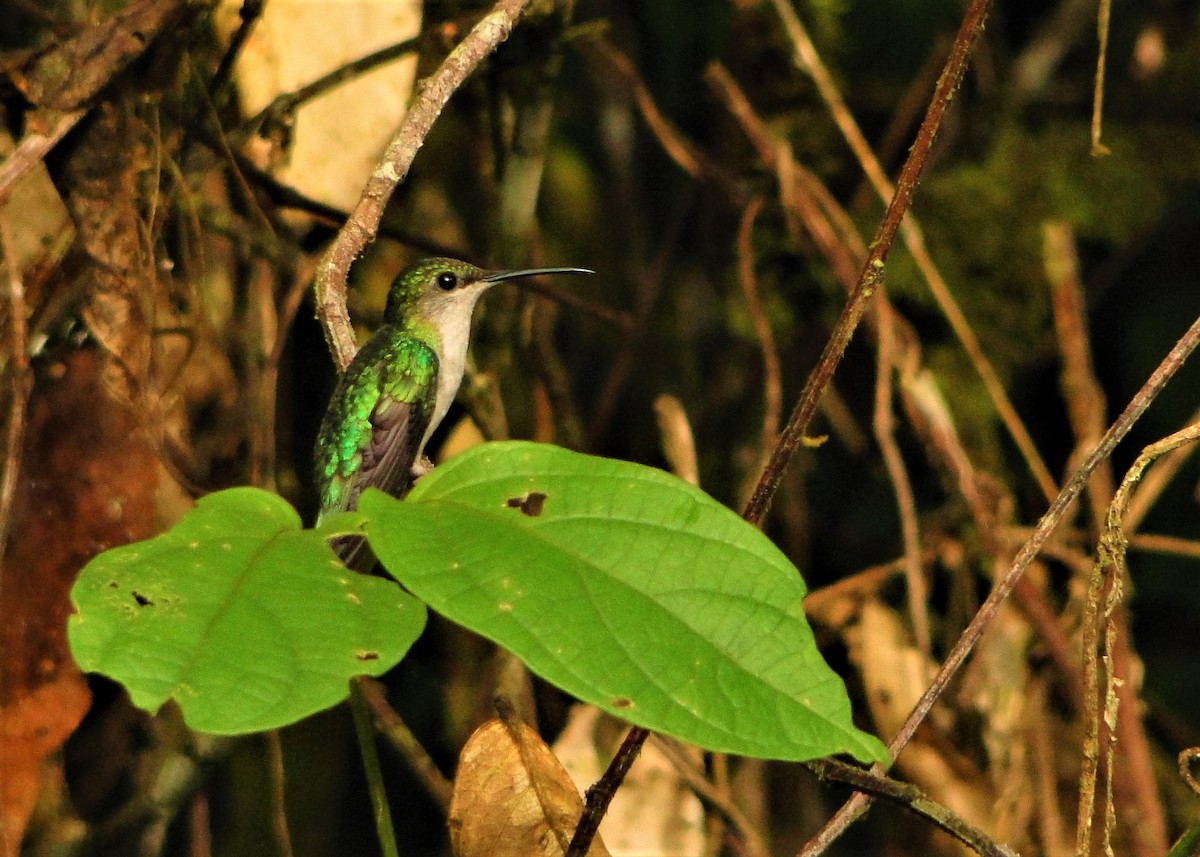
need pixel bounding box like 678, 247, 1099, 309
315, 332, 438, 520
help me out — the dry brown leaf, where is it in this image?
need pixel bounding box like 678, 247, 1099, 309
849, 599, 996, 848
0, 678, 90, 857
0, 349, 189, 854
959, 603, 1035, 850
449, 718, 611, 857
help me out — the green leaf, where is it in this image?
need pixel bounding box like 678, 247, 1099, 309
68, 487, 425, 735
362, 442, 887, 764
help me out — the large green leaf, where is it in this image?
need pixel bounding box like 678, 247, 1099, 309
68, 488, 425, 735
363, 442, 887, 764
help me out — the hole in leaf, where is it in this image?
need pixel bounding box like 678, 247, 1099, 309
505, 492, 547, 517
131, 591, 154, 607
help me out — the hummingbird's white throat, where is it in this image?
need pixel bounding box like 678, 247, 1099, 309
418, 282, 493, 457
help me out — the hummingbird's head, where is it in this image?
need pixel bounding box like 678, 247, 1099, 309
384, 257, 593, 328
384, 257, 489, 327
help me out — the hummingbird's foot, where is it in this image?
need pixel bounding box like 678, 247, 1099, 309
410, 456, 434, 480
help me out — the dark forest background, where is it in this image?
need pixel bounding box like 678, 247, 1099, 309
2, 0, 1200, 855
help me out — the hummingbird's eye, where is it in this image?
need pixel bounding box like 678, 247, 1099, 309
436, 272, 458, 291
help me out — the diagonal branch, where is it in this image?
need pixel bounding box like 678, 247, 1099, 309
314, 0, 537, 370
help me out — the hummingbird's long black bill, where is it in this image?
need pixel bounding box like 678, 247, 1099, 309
482, 267, 594, 283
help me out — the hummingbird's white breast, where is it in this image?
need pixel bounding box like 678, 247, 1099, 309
418, 287, 489, 456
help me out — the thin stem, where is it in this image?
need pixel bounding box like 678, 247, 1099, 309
0, 213, 31, 565
244, 35, 423, 135
350, 678, 401, 857
264, 731, 296, 857
651, 737, 772, 857
768, 0, 1059, 505
564, 726, 648, 857
1091, 0, 1112, 155
872, 302, 930, 656
806, 759, 1017, 857
744, 0, 993, 527
800, 309, 1200, 854
315, 0, 537, 371
358, 678, 453, 812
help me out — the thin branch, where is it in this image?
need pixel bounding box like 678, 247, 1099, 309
873, 301, 931, 656
768, 0, 1060, 505
315, 0, 537, 371
0, 213, 32, 565
244, 35, 423, 136
264, 731, 296, 857
1048, 221, 1166, 855
1091, 0, 1113, 156
210, 0, 264, 102
653, 394, 700, 488
576, 37, 725, 183
1123, 402, 1200, 531
800, 309, 1200, 855
806, 759, 1018, 857
651, 737, 773, 857
743, 0, 993, 527
358, 678, 454, 812
350, 678, 401, 857
1079, 422, 1200, 856
1179, 747, 1200, 798
564, 726, 648, 857
735, 196, 784, 466
1046, 220, 1113, 527
0, 109, 85, 204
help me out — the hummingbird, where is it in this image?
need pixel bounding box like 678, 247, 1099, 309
314, 257, 592, 537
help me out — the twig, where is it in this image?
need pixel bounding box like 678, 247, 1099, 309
712, 56, 1091, 744
244, 35, 423, 135
0, 109, 85, 204
1008, 0, 1096, 111
1091, 0, 1112, 156
1048, 222, 1167, 855
576, 37, 722, 183
653, 394, 700, 487
0, 213, 31, 565
1030, 681, 1072, 855
800, 310, 1200, 854
264, 731, 296, 857
210, 0, 264, 102
1122, 402, 1200, 531
744, 0, 993, 527
350, 678, 401, 857
1078, 422, 1200, 856
768, 0, 1060, 506
358, 678, 454, 812
735, 196, 784, 464
1124, 532, 1200, 560
1046, 220, 1113, 527
1179, 747, 1200, 798
806, 759, 1018, 857
872, 301, 931, 655
651, 736, 772, 857
315, 0, 537, 371
564, 726, 648, 857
